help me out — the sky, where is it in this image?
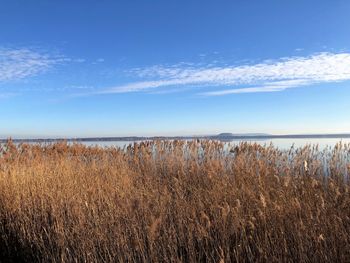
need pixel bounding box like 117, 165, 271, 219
1, 0, 350, 138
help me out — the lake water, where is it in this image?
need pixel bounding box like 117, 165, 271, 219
80, 138, 350, 150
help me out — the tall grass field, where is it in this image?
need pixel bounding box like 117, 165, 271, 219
0, 140, 350, 262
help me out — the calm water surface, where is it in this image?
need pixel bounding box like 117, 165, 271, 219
80, 138, 350, 150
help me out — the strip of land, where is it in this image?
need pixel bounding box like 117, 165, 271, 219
1, 133, 350, 143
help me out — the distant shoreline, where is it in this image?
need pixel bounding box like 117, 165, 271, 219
1, 133, 350, 143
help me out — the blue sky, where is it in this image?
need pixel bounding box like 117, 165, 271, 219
1, 0, 350, 138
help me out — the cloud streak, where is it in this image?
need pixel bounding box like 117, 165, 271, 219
0, 47, 66, 82
100, 52, 350, 96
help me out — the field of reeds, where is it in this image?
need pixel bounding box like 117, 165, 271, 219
0, 139, 350, 262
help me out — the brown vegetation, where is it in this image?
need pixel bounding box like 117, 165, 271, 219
0, 140, 350, 262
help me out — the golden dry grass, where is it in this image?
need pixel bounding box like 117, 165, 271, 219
0, 139, 350, 262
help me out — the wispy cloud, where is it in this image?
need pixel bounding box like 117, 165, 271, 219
201, 79, 312, 96
99, 52, 350, 96
0, 47, 67, 82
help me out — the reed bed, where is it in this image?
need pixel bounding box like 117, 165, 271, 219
0, 139, 350, 262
